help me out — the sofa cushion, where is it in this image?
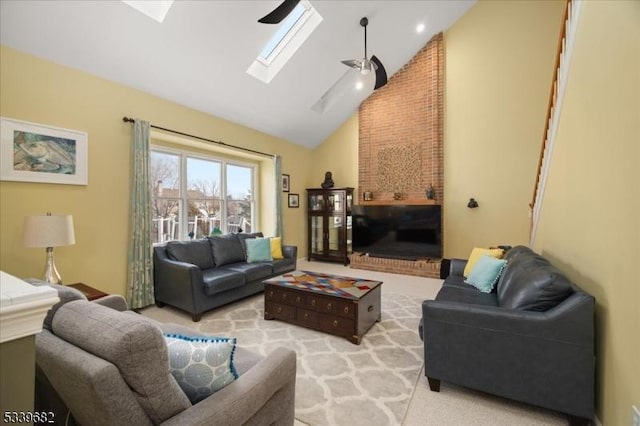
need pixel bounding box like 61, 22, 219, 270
202, 269, 246, 296
246, 238, 273, 263
271, 257, 296, 275
225, 263, 273, 282
441, 274, 468, 289
208, 234, 246, 266
166, 239, 215, 270
465, 255, 507, 293
164, 334, 238, 404
497, 248, 573, 311
503, 245, 535, 263
51, 300, 191, 424
236, 232, 265, 258
435, 285, 499, 307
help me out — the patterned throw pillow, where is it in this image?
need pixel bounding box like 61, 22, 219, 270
164, 334, 238, 404
464, 255, 508, 293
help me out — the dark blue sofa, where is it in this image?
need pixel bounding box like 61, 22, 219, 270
419, 246, 595, 425
153, 233, 297, 321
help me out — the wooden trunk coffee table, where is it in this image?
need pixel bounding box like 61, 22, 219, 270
263, 270, 382, 344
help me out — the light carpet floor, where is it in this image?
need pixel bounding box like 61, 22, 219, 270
141, 259, 567, 425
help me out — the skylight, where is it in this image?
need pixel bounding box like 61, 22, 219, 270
259, 4, 306, 61
122, 0, 174, 23
247, 0, 322, 84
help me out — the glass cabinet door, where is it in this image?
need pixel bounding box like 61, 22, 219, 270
327, 214, 343, 256
310, 194, 324, 212
310, 216, 323, 256
346, 215, 352, 255
328, 192, 344, 213
307, 188, 353, 264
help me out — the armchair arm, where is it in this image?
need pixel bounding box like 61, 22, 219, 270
162, 347, 296, 426
93, 295, 128, 312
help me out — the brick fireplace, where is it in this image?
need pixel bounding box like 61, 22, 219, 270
351, 33, 444, 279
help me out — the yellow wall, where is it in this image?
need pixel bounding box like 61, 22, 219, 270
310, 113, 359, 190
0, 46, 311, 296
444, 0, 565, 258
532, 1, 640, 424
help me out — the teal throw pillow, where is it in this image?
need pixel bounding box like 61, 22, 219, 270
245, 238, 272, 263
464, 255, 508, 293
164, 334, 238, 404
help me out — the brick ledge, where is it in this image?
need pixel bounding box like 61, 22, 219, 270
349, 253, 441, 279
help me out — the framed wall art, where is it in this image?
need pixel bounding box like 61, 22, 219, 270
288, 193, 299, 208
0, 117, 88, 185
282, 174, 290, 192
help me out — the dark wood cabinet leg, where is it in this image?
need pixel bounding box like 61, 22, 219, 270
427, 377, 441, 392
155, 301, 165, 308
192, 313, 202, 322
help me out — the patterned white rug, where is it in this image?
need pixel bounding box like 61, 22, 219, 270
144, 292, 425, 426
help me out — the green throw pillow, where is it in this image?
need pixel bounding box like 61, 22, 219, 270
245, 238, 273, 263
464, 255, 507, 293
164, 334, 238, 404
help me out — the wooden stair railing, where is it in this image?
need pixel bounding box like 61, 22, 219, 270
529, 0, 581, 246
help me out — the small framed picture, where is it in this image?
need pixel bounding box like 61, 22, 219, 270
282, 174, 290, 192
288, 193, 299, 208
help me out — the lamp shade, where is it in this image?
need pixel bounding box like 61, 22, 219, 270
23, 215, 75, 248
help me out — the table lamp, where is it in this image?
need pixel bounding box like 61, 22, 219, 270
23, 213, 75, 284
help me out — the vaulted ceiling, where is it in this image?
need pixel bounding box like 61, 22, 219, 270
0, 1, 475, 148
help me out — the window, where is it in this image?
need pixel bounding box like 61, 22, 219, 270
258, 3, 307, 63
247, 0, 323, 84
151, 147, 256, 244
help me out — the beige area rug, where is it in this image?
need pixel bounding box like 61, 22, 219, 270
142, 292, 424, 426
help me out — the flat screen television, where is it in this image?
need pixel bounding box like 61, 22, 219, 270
352, 205, 442, 260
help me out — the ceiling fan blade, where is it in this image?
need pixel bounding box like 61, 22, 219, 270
371, 55, 388, 90
341, 59, 362, 69
258, 0, 300, 24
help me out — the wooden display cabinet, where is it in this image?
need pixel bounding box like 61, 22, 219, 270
306, 188, 354, 265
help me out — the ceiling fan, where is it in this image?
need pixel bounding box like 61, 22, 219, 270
341, 17, 388, 90
258, 0, 300, 24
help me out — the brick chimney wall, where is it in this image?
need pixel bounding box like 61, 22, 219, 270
352, 33, 444, 279
358, 33, 444, 203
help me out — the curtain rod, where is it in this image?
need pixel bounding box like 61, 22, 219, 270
122, 117, 275, 159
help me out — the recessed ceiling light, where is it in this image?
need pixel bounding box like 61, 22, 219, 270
416, 23, 426, 33
122, 1, 174, 23
355, 81, 364, 91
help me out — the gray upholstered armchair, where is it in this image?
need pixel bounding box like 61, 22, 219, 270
34, 293, 296, 426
